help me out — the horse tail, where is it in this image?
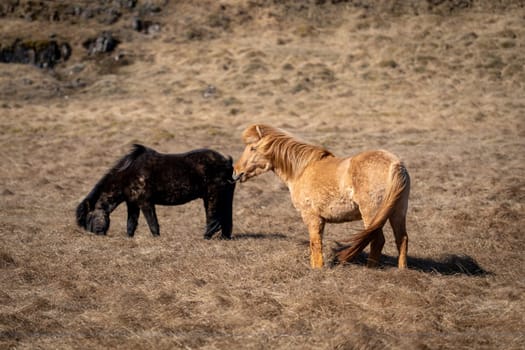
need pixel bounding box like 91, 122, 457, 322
333, 162, 409, 264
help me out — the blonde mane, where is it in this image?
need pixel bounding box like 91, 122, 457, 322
243, 124, 333, 181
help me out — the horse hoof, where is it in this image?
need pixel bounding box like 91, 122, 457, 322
329, 257, 340, 268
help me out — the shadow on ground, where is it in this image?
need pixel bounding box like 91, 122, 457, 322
404, 254, 490, 276
236, 234, 490, 276
233, 232, 288, 240
337, 252, 491, 276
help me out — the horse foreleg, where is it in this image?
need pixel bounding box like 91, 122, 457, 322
141, 203, 160, 236
126, 202, 140, 237
304, 215, 325, 269
367, 229, 385, 268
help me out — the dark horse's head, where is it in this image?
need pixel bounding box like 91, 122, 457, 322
76, 146, 144, 235
76, 199, 110, 235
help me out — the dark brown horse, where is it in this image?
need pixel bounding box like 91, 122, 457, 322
76, 144, 235, 239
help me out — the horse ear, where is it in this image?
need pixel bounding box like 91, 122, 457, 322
243, 124, 264, 144
255, 125, 263, 139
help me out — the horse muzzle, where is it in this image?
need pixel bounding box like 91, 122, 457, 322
231, 171, 244, 183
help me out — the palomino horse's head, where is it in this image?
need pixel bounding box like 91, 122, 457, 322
232, 125, 273, 182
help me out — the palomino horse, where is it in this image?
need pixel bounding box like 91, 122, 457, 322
232, 124, 410, 269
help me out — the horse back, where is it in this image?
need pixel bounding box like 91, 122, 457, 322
349, 150, 403, 189
139, 148, 233, 205
348, 150, 407, 215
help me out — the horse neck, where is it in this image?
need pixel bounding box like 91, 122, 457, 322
97, 193, 122, 213
268, 141, 330, 184
269, 155, 296, 184
272, 165, 296, 186
88, 174, 123, 213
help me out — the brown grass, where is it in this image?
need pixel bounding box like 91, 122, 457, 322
1, 1, 524, 349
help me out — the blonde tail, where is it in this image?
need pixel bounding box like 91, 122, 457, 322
333, 163, 409, 264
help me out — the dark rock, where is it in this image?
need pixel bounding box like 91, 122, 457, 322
132, 17, 143, 31
0, 39, 71, 68
66, 78, 87, 89
120, 0, 138, 9
132, 17, 160, 34
202, 85, 217, 99
82, 32, 120, 55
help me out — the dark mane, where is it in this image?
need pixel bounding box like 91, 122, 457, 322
89, 144, 149, 198
116, 144, 150, 171
76, 144, 149, 228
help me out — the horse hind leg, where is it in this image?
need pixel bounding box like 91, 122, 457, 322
367, 229, 385, 268
203, 196, 222, 239
204, 219, 221, 239
202, 184, 235, 240
141, 203, 160, 236
389, 209, 408, 269
358, 208, 385, 268
218, 184, 235, 239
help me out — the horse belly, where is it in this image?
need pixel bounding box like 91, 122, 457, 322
149, 171, 203, 205
322, 197, 361, 223
154, 182, 202, 205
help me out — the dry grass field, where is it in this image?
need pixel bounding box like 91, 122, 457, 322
1, 1, 524, 349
